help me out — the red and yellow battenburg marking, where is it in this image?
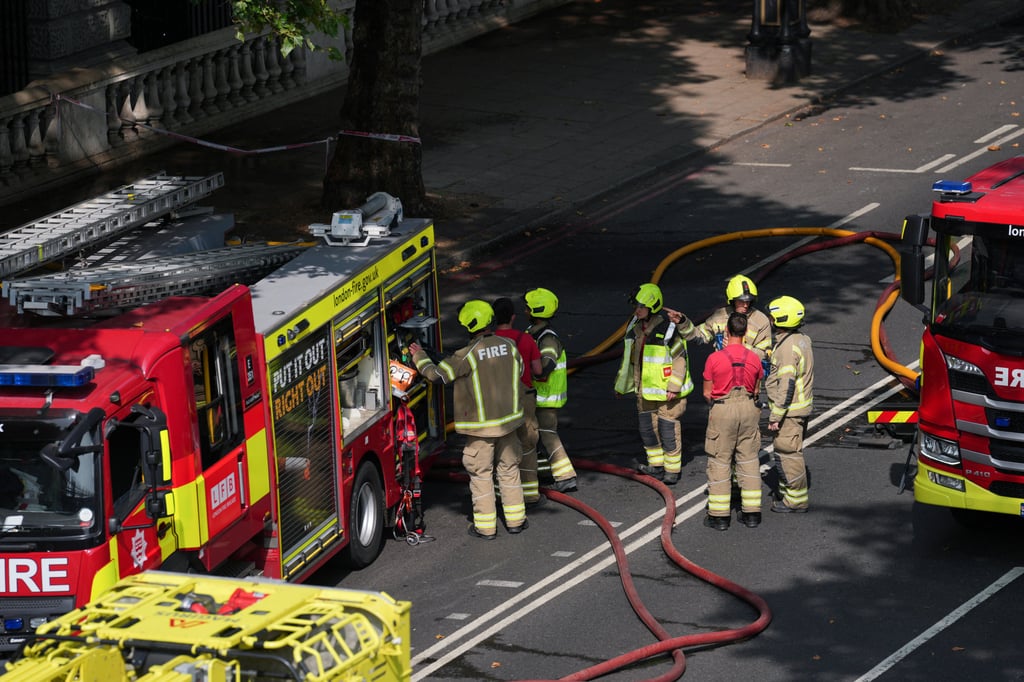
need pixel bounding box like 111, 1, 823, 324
867, 410, 918, 424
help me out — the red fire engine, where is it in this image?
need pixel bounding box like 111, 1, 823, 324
0, 174, 445, 653
900, 155, 1024, 523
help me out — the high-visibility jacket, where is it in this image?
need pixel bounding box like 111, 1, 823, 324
614, 314, 692, 401
413, 333, 524, 436
689, 305, 773, 360
528, 323, 567, 408
766, 330, 814, 423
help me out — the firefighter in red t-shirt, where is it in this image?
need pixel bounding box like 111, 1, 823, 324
701, 312, 764, 531
493, 297, 545, 505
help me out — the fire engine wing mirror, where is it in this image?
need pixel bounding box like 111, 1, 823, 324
145, 489, 175, 520
41, 407, 105, 472
900, 215, 928, 309
41, 443, 74, 472
129, 405, 173, 487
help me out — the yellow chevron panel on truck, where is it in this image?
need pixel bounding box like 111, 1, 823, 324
867, 410, 919, 424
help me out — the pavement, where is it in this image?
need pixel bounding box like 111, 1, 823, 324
3, 0, 1023, 270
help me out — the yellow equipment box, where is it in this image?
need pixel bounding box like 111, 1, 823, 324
1, 571, 411, 681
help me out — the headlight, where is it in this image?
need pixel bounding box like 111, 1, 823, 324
920, 431, 960, 466
944, 353, 983, 375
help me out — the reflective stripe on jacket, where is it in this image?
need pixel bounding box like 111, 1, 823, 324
766, 331, 814, 422
615, 315, 693, 401
689, 306, 773, 359
413, 334, 524, 436
531, 326, 567, 408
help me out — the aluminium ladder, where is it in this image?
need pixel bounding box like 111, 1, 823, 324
0, 172, 225, 280
2, 242, 309, 316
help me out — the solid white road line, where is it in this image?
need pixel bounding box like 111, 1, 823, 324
855, 567, 1024, 681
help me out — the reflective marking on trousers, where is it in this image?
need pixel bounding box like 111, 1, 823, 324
644, 445, 665, 466
663, 449, 681, 472
474, 510, 497, 532
740, 488, 762, 513
503, 500, 526, 525
550, 455, 576, 479
783, 486, 809, 508
708, 493, 731, 515
522, 479, 539, 500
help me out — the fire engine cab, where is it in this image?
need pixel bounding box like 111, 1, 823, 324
900, 155, 1024, 522
0, 174, 445, 653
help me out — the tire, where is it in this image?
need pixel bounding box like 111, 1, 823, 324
344, 463, 386, 569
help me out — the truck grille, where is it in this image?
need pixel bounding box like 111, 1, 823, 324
989, 439, 1024, 465
986, 409, 1024, 434
988, 481, 1024, 498
949, 371, 992, 396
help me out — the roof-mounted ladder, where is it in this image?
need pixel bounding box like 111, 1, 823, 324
2, 242, 309, 316
0, 172, 224, 280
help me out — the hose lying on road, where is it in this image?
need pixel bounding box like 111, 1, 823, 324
429, 459, 770, 682
428, 225, 924, 679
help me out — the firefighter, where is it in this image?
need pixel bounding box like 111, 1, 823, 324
614, 283, 693, 485
765, 295, 813, 513
667, 274, 772, 361
524, 287, 578, 493
701, 312, 764, 530
492, 296, 545, 505
410, 300, 528, 539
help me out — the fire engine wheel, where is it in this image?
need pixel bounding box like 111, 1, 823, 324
345, 463, 386, 569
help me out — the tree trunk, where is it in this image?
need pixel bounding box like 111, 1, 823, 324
322, 0, 426, 214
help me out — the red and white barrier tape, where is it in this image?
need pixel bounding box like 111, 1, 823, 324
53, 93, 420, 157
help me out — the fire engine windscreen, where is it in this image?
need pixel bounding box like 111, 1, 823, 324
0, 409, 101, 540
932, 232, 1024, 341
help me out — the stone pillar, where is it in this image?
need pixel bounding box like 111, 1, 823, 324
25, 0, 136, 83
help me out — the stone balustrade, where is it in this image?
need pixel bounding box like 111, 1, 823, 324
0, 0, 570, 206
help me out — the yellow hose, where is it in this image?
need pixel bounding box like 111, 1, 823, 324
579, 226, 920, 382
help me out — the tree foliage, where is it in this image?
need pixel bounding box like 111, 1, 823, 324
230, 0, 347, 59
228, 0, 426, 214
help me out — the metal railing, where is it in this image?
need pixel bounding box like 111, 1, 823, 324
0, 0, 571, 206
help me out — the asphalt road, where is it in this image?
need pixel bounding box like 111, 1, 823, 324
313, 20, 1024, 681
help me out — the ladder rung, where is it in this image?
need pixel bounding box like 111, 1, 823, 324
3, 243, 309, 316
0, 172, 225, 280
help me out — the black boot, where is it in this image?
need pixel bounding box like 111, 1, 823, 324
703, 515, 730, 531
739, 512, 761, 528
637, 463, 665, 480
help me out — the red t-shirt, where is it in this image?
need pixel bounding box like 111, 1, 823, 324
495, 328, 541, 388
703, 343, 762, 399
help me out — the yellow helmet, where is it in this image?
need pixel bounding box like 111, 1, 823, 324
458, 300, 494, 333
632, 283, 663, 313
524, 287, 559, 318
767, 295, 805, 328
726, 274, 757, 304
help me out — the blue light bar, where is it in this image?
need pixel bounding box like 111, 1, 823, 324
3, 617, 24, 631
0, 364, 96, 387
932, 180, 972, 194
